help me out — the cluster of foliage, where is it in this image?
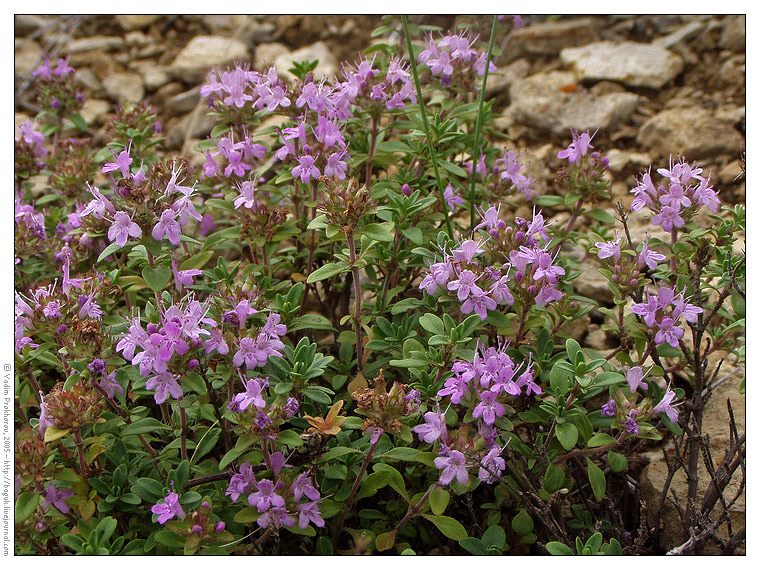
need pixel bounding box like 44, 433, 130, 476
14, 16, 745, 555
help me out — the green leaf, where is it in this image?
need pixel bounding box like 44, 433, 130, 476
546, 541, 574, 555
587, 432, 618, 448
307, 262, 348, 283
154, 530, 186, 549
122, 417, 169, 437
15, 492, 40, 523
422, 514, 468, 541
586, 458, 606, 501
459, 537, 487, 555
565, 338, 582, 364
591, 371, 625, 387
319, 446, 363, 462
587, 208, 617, 224
44, 425, 71, 443
607, 451, 627, 473
233, 506, 260, 524
141, 266, 172, 292
459, 536, 488, 556
68, 112, 88, 132
97, 242, 123, 263
555, 422, 578, 451
511, 509, 534, 536
550, 361, 573, 397
481, 525, 506, 550
357, 222, 394, 242
543, 463, 565, 493
289, 314, 336, 332
419, 313, 445, 335
429, 486, 450, 515
375, 530, 397, 552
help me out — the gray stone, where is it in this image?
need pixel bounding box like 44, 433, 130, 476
637, 107, 744, 160
560, 41, 684, 89
102, 72, 145, 104
254, 42, 290, 71
508, 71, 642, 136
167, 87, 202, 115
134, 64, 170, 91
605, 149, 651, 174
567, 245, 614, 305
75, 68, 103, 91
247, 20, 278, 45
274, 41, 338, 81
485, 58, 530, 97
640, 366, 745, 553
79, 99, 111, 126
165, 104, 217, 150
202, 15, 251, 34
15, 15, 51, 35
65, 35, 125, 54
652, 18, 707, 49
511, 17, 599, 57
14, 39, 43, 77
115, 15, 161, 31
719, 15, 745, 52
170, 36, 249, 83
719, 160, 743, 186
125, 31, 151, 48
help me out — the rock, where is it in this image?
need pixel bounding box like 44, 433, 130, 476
247, 20, 278, 45
167, 87, 202, 115
652, 18, 707, 49
65, 35, 125, 54
165, 104, 216, 150
510, 17, 599, 57
79, 99, 111, 126
254, 42, 290, 70
170, 36, 249, 83
274, 41, 338, 81
508, 71, 642, 136
719, 55, 745, 87
14, 39, 43, 77
560, 41, 684, 89
134, 64, 170, 91
584, 325, 611, 351
102, 72, 145, 103
637, 107, 744, 160
254, 114, 290, 137
115, 15, 161, 31
75, 68, 103, 91
605, 149, 651, 174
719, 15, 745, 52
202, 15, 250, 34
567, 245, 614, 305
14, 15, 50, 35
640, 370, 745, 553
485, 58, 530, 97
125, 31, 151, 48
719, 160, 743, 186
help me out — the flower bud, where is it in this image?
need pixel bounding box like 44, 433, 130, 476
188, 359, 199, 369
401, 183, 411, 196
192, 525, 203, 534
215, 522, 225, 533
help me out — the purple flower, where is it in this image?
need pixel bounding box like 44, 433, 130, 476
596, 238, 621, 261
650, 205, 684, 232
296, 501, 325, 529
478, 446, 506, 483
145, 372, 183, 405
557, 129, 596, 165
228, 377, 267, 412
233, 181, 258, 209
152, 209, 182, 246
654, 317, 684, 348
434, 449, 469, 486
102, 144, 133, 179
100, 370, 124, 399
447, 269, 483, 302
284, 397, 299, 418
291, 472, 321, 502
108, 211, 142, 248
626, 366, 649, 393
625, 416, 640, 434
257, 506, 295, 529
248, 479, 285, 512
419, 259, 453, 295
292, 154, 321, 184
637, 242, 666, 270
472, 390, 506, 425
151, 490, 185, 524
601, 399, 616, 417
652, 389, 679, 423
451, 239, 485, 264
41, 482, 75, 514
461, 289, 497, 320
226, 462, 257, 502
443, 183, 465, 212
233, 337, 268, 369
413, 409, 446, 444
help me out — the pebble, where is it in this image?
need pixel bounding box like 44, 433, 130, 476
79, 99, 111, 126
510, 17, 599, 57
508, 71, 641, 136
102, 72, 145, 103
75, 68, 103, 91
170, 35, 249, 83
560, 41, 684, 89
637, 107, 744, 160
134, 64, 171, 91
605, 149, 651, 174
115, 15, 161, 31
719, 15, 745, 51
65, 35, 125, 54
652, 18, 707, 49
274, 41, 338, 81
14, 39, 43, 77
167, 87, 203, 115
485, 58, 530, 97
254, 42, 290, 70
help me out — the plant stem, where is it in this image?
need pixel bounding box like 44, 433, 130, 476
394, 484, 437, 533
401, 15, 453, 239
365, 114, 379, 186
346, 231, 364, 373
468, 15, 498, 230
72, 428, 87, 477
332, 437, 380, 545
179, 403, 188, 461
